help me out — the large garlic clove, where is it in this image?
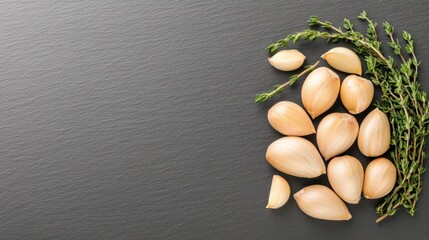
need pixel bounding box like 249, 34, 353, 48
321, 47, 362, 75
358, 108, 391, 157
266, 137, 326, 178
268, 101, 315, 136
294, 185, 352, 221
301, 67, 340, 119
363, 158, 397, 199
266, 175, 291, 209
327, 155, 364, 204
268, 49, 306, 71
316, 113, 359, 160
340, 75, 374, 114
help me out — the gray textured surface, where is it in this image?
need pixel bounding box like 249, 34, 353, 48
0, 0, 428, 239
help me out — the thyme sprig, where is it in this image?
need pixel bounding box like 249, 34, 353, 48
255, 61, 319, 103
262, 11, 429, 222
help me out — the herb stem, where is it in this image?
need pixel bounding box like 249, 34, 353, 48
255, 61, 319, 103
388, 33, 406, 63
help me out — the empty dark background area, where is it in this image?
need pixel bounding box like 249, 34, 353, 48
0, 1, 428, 239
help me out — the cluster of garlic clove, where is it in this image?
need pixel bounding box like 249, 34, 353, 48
263, 46, 396, 221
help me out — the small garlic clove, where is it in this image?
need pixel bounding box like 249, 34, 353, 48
363, 158, 397, 199
266, 137, 326, 178
316, 113, 359, 160
340, 75, 374, 114
301, 67, 340, 119
268, 49, 306, 71
321, 47, 362, 75
268, 101, 315, 136
327, 155, 364, 204
358, 108, 391, 157
294, 185, 352, 221
266, 175, 291, 209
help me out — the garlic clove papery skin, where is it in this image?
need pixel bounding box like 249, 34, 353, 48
340, 75, 374, 114
301, 67, 340, 119
321, 47, 362, 75
294, 185, 352, 221
266, 137, 326, 178
268, 49, 306, 71
267, 101, 315, 136
363, 158, 397, 199
327, 155, 364, 204
358, 108, 391, 157
266, 175, 291, 209
316, 113, 359, 160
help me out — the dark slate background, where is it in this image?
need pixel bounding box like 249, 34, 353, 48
0, 0, 428, 239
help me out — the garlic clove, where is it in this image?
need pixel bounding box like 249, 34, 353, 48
363, 158, 397, 199
266, 175, 291, 209
358, 108, 391, 157
268, 49, 306, 71
294, 185, 352, 221
340, 75, 374, 114
321, 47, 362, 75
301, 67, 340, 119
268, 101, 315, 136
327, 155, 364, 204
266, 137, 326, 178
316, 113, 359, 160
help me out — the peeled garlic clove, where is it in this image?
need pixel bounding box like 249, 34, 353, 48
321, 47, 362, 75
301, 67, 340, 119
268, 49, 306, 71
363, 158, 397, 199
327, 155, 364, 204
294, 185, 352, 221
317, 113, 359, 160
358, 108, 391, 157
266, 175, 291, 209
268, 101, 315, 136
266, 137, 326, 178
340, 75, 374, 114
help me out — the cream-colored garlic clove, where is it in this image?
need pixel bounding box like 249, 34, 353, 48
316, 113, 359, 160
363, 158, 397, 199
268, 49, 306, 71
321, 47, 362, 75
358, 108, 391, 157
266, 175, 291, 209
294, 185, 352, 221
268, 101, 315, 136
340, 75, 374, 114
266, 137, 326, 178
301, 67, 340, 119
327, 155, 364, 204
